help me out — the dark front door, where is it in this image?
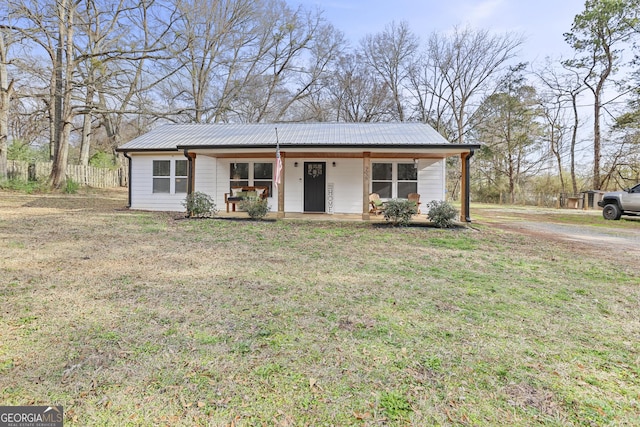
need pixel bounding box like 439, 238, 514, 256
304, 162, 326, 212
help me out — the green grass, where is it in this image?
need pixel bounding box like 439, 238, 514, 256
0, 178, 49, 194
0, 191, 639, 425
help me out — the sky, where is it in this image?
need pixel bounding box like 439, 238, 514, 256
286, 0, 587, 65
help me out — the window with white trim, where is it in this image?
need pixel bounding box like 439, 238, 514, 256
230, 162, 249, 188
397, 163, 418, 198
175, 160, 188, 193
230, 162, 273, 196
153, 160, 170, 193
372, 162, 417, 199
153, 160, 188, 194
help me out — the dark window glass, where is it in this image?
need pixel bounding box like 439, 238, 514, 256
398, 163, 417, 181
175, 160, 188, 193
372, 163, 392, 180
153, 178, 170, 193
153, 160, 170, 176
230, 180, 249, 189
372, 182, 392, 198
230, 163, 249, 180
398, 182, 418, 199
254, 163, 273, 179
175, 178, 187, 193
175, 160, 188, 177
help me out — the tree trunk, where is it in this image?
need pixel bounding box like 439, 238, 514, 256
570, 93, 578, 194
79, 86, 95, 166
49, 0, 75, 189
0, 30, 12, 180
593, 98, 601, 190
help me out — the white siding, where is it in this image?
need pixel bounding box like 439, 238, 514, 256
329, 159, 362, 214
417, 159, 446, 204
130, 154, 447, 214
130, 154, 189, 211
194, 156, 217, 197
215, 161, 229, 209
283, 158, 303, 212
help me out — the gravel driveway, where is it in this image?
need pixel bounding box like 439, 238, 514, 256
509, 220, 640, 254
476, 207, 640, 256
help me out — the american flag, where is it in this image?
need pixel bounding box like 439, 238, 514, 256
274, 128, 283, 189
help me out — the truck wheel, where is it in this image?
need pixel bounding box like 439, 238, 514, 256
602, 203, 622, 220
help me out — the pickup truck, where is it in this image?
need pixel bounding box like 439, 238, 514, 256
597, 183, 640, 220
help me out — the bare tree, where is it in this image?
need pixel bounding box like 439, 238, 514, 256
160, 0, 256, 123
50, 0, 78, 188
535, 61, 585, 194
272, 16, 344, 122
327, 52, 394, 122
360, 21, 418, 122
88, 0, 179, 167
7, 0, 81, 187
564, 0, 640, 189
74, 0, 137, 165
425, 26, 523, 143
242, 1, 341, 123
407, 50, 456, 139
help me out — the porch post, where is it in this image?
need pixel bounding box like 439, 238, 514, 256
277, 151, 285, 218
363, 152, 371, 220
460, 150, 474, 222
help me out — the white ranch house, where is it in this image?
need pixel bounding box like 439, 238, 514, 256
116, 123, 480, 221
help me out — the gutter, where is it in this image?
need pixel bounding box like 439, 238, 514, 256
183, 149, 193, 195
464, 149, 475, 222
122, 151, 132, 208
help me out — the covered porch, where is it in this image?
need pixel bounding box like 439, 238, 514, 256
183, 147, 476, 222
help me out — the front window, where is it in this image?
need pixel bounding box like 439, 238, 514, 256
175, 160, 188, 193
153, 159, 188, 194
371, 162, 417, 199
153, 160, 170, 193
372, 163, 393, 198
230, 163, 249, 188
397, 163, 418, 198
230, 162, 273, 196
253, 162, 273, 196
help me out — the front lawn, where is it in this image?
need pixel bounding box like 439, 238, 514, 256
1, 190, 638, 425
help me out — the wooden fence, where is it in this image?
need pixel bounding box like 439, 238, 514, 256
479, 191, 604, 210
7, 160, 124, 188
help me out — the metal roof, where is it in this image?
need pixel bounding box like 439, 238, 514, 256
117, 123, 471, 151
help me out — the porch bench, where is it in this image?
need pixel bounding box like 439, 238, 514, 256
224, 186, 269, 212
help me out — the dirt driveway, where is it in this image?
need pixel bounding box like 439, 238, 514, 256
474, 206, 640, 258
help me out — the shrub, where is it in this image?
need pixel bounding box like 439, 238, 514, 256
239, 197, 270, 220
64, 178, 80, 194
426, 200, 458, 228
0, 178, 48, 194
182, 192, 217, 218
383, 199, 418, 226
89, 151, 118, 169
